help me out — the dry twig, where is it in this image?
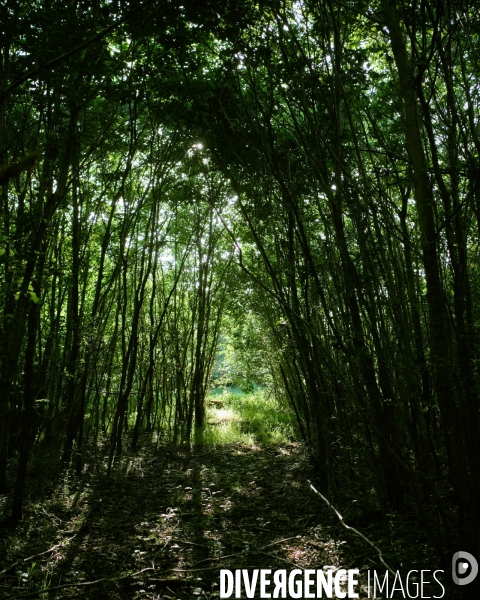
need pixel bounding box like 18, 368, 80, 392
308, 480, 396, 576
6, 567, 156, 599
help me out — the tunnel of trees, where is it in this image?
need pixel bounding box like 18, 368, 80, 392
1, 0, 479, 594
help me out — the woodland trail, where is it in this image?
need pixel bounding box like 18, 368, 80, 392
0, 441, 373, 599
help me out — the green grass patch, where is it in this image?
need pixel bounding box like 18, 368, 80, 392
202, 387, 295, 446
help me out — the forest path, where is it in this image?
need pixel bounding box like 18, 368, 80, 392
1, 442, 368, 599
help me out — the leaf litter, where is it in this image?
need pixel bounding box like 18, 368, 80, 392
0, 441, 374, 599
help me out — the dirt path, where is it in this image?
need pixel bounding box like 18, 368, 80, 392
1, 442, 370, 599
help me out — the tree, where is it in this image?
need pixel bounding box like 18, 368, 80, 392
1, 5, 479, 593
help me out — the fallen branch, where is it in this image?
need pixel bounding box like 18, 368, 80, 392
261, 536, 299, 549
170, 565, 262, 573
22, 536, 76, 563
0, 536, 76, 577
6, 567, 156, 600
179, 536, 301, 569
144, 578, 188, 586
307, 480, 396, 576
39, 507, 62, 525
170, 537, 208, 548
170, 565, 237, 573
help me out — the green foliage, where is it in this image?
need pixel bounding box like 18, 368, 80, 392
1, 0, 479, 558
203, 388, 294, 446
211, 312, 273, 391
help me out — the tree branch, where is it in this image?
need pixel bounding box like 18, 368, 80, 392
2, 0, 157, 100
308, 480, 396, 576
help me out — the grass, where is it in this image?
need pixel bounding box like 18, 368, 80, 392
201, 387, 295, 446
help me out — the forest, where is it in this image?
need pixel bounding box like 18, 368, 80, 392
0, 0, 479, 598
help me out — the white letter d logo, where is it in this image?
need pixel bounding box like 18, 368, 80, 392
452, 551, 478, 585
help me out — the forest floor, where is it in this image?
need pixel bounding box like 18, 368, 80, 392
0, 390, 453, 599
0, 438, 383, 600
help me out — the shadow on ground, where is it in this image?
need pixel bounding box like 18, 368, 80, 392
0, 441, 356, 599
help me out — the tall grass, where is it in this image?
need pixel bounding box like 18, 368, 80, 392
201, 387, 295, 446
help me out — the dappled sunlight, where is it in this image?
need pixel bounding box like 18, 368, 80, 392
203, 388, 295, 447
2, 1, 474, 597
0, 441, 367, 598
207, 407, 238, 424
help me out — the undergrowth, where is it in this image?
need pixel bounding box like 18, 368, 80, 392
201, 387, 295, 446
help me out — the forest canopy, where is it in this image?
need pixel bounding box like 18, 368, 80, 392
0, 0, 479, 591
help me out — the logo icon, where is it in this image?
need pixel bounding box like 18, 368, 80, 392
452, 551, 478, 585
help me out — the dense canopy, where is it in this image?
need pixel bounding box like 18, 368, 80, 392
1, 0, 479, 596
